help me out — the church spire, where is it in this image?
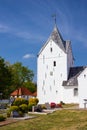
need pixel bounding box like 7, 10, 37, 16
52, 14, 57, 26
50, 16, 66, 52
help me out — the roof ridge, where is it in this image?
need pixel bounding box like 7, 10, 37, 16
49, 25, 66, 52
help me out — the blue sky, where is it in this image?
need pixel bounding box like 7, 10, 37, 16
0, 0, 87, 81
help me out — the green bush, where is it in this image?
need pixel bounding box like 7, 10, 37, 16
29, 98, 39, 106
28, 98, 39, 111
18, 111, 24, 117
19, 104, 28, 113
28, 104, 33, 111
13, 98, 28, 106
7, 110, 11, 117
10, 106, 19, 112
0, 115, 6, 122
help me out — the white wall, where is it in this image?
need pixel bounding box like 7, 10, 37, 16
63, 86, 79, 103
37, 39, 68, 104
78, 68, 87, 108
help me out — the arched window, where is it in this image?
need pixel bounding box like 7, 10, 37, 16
50, 47, 53, 52
74, 88, 78, 96
53, 61, 56, 66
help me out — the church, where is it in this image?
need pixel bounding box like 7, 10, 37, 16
37, 23, 87, 108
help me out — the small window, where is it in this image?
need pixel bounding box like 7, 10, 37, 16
74, 88, 78, 96
43, 80, 45, 86
46, 65, 48, 69
53, 61, 56, 66
50, 47, 53, 52
45, 73, 47, 78
84, 74, 86, 78
60, 73, 62, 77
54, 80, 55, 85
50, 71, 53, 76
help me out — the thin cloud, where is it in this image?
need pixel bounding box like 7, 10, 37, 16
16, 32, 32, 40
23, 54, 35, 59
0, 23, 45, 42
0, 24, 10, 33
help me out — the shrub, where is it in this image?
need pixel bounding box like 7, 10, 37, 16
19, 104, 28, 113
29, 98, 39, 106
14, 98, 28, 106
60, 101, 65, 105
13, 98, 28, 106
28, 104, 33, 111
18, 111, 24, 117
7, 110, 11, 117
10, 106, 19, 112
0, 115, 6, 122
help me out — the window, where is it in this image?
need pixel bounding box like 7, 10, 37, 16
50, 71, 53, 76
74, 88, 78, 96
46, 65, 48, 69
53, 61, 56, 66
43, 80, 45, 86
50, 47, 53, 52
84, 74, 86, 78
45, 73, 47, 78
54, 80, 55, 85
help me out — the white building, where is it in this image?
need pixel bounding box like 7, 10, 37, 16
37, 24, 87, 108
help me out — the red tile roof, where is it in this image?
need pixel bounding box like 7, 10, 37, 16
32, 91, 37, 97
10, 87, 32, 96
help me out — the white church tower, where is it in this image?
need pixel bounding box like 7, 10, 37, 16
37, 24, 74, 104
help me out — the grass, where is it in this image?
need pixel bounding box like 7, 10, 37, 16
1, 109, 87, 130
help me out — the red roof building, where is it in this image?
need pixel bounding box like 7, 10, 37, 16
32, 91, 37, 97
10, 87, 33, 98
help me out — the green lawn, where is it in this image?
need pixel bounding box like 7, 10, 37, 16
1, 109, 87, 130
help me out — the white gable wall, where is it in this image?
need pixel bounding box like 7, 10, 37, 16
37, 39, 68, 104
63, 86, 78, 103
78, 68, 87, 108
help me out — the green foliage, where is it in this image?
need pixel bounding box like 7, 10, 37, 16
13, 98, 28, 106
0, 115, 6, 122
9, 98, 29, 115
28, 104, 33, 111
0, 57, 35, 98
28, 98, 39, 111
19, 104, 28, 113
29, 98, 39, 106
24, 81, 37, 93
7, 110, 11, 117
0, 57, 13, 98
10, 106, 19, 111
18, 111, 24, 117
10, 62, 34, 88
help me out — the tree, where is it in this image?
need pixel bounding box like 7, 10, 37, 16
23, 81, 37, 93
10, 62, 34, 89
0, 57, 12, 98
